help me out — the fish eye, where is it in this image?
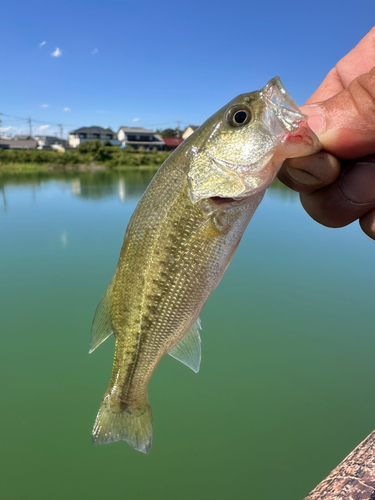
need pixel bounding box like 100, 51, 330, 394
226, 105, 252, 127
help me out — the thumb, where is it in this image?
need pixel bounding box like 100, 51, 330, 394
301, 68, 375, 159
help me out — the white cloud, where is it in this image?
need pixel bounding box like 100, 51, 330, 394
63, 107, 71, 112
132, 118, 140, 122
39, 41, 46, 47
91, 48, 98, 54
3, 126, 28, 135
40, 103, 49, 108
51, 47, 62, 57
39, 125, 50, 131
0, 126, 12, 132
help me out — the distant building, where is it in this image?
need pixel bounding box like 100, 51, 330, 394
0, 138, 37, 149
13, 135, 34, 140
182, 125, 199, 140
34, 135, 68, 149
118, 127, 165, 150
69, 126, 120, 148
162, 137, 184, 151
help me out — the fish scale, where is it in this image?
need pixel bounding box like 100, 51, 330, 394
90, 77, 321, 453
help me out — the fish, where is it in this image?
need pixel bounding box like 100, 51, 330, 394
90, 77, 320, 453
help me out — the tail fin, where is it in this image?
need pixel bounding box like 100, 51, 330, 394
92, 396, 153, 454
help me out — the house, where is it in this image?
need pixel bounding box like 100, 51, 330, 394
162, 137, 184, 151
69, 126, 120, 148
182, 125, 199, 140
117, 127, 165, 150
0, 138, 37, 149
14, 135, 37, 141
34, 135, 68, 149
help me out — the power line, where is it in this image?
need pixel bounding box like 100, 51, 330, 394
0, 111, 193, 138
142, 120, 190, 128
0, 112, 190, 130
0, 111, 75, 139
0, 112, 75, 128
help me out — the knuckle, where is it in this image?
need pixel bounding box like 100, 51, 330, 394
348, 73, 375, 118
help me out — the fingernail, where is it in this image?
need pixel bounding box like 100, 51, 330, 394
301, 104, 326, 135
285, 166, 321, 186
340, 162, 375, 205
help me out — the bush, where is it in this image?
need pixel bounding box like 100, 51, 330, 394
0, 144, 171, 169
77, 140, 102, 154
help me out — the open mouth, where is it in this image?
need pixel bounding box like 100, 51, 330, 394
261, 77, 307, 136
208, 196, 238, 205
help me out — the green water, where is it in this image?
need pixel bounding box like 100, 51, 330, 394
1, 170, 375, 500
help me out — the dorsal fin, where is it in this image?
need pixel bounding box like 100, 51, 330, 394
89, 281, 114, 354
168, 318, 202, 373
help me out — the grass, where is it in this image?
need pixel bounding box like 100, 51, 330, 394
0, 163, 51, 174
0, 141, 171, 176
0, 162, 162, 176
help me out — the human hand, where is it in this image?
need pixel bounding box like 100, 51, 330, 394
278, 27, 375, 239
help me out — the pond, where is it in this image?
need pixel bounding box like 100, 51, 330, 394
1, 169, 375, 500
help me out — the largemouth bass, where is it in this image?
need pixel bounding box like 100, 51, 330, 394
90, 77, 320, 453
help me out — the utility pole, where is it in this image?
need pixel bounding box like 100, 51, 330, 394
176, 121, 180, 137
28, 117, 33, 138
58, 123, 63, 139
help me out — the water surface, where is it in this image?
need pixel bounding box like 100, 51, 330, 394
1, 170, 375, 500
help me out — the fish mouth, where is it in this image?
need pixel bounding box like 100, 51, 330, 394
261, 77, 307, 134
261, 77, 321, 155
208, 196, 237, 205
198, 195, 243, 216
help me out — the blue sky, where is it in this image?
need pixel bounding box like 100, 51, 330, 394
1, 0, 374, 137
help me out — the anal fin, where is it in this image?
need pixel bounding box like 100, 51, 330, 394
89, 280, 115, 354
168, 318, 202, 373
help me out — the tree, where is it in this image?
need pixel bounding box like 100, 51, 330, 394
77, 140, 102, 154
155, 128, 182, 138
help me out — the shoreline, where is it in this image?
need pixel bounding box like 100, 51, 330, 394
0, 163, 160, 176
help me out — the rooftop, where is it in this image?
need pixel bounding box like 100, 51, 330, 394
162, 137, 184, 147
70, 126, 115, 135
118, 126, 154, 134
0, 138, 37, 149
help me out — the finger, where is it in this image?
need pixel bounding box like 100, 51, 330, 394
301, 67, 375, 159
299, 160, 375, 228
335, 26, 375, 86
359, 208, 375, 240
305, 67, 345, 104
306, 26, 375, 103
278, 152, 341, 193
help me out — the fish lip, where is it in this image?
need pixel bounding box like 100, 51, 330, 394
260, 77, 307, 136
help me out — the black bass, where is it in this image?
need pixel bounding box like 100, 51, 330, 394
90, 77, 320, 453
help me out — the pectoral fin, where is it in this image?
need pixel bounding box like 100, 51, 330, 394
89, 281, 114, 354
168, 318, 202, 373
